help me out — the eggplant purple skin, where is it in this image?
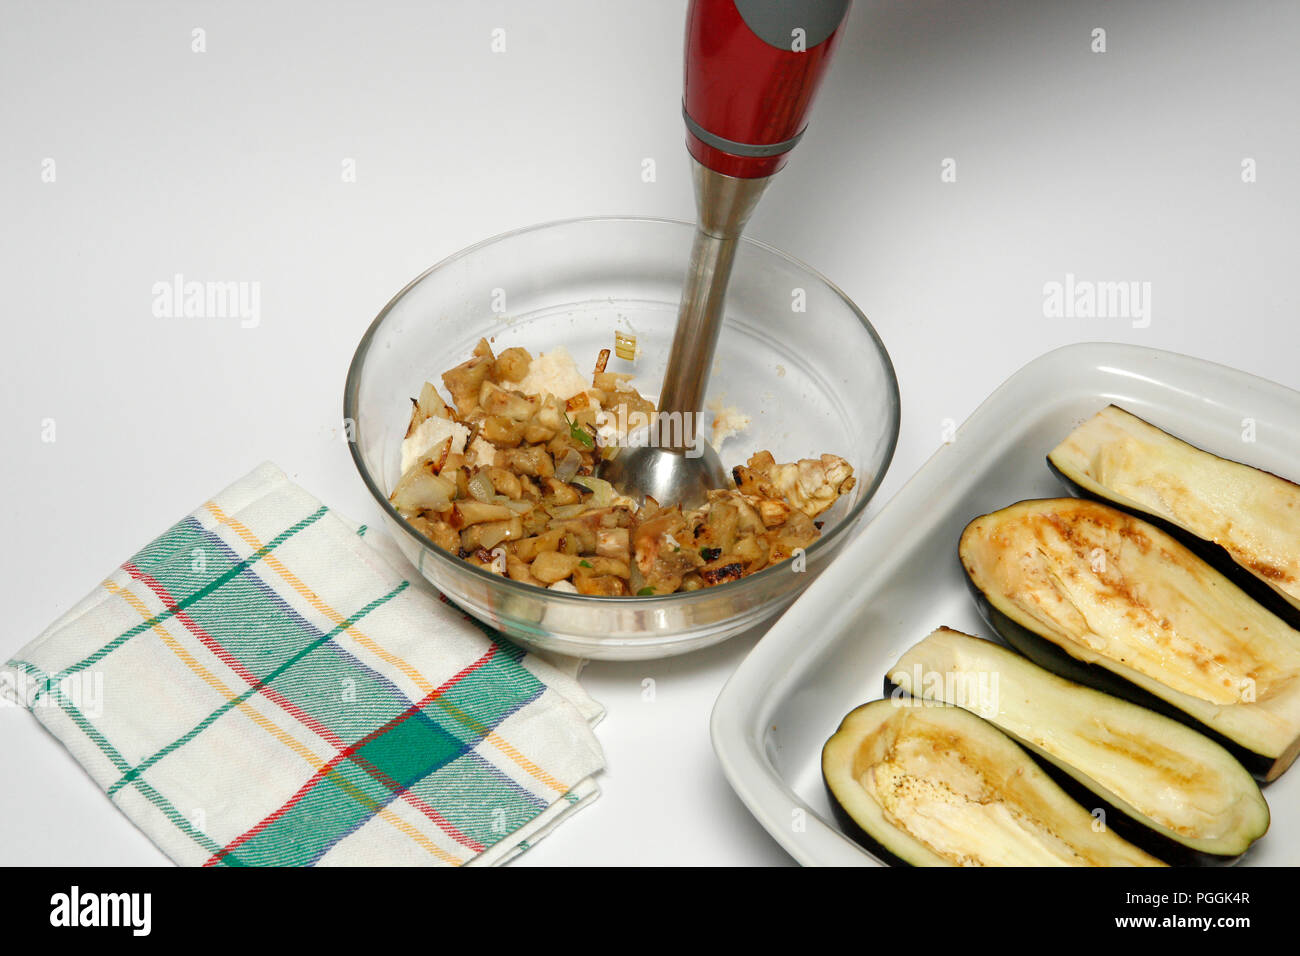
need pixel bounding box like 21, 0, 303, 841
821, 707, 919, 867
822, 778, 916, 867
1046, 456, 1300, 632
959, 569, 1276, 783
882, 676, 1255, 867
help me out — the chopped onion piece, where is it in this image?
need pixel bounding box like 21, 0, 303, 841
556, 447, 582, 483
547, 503, 589, 520
390, 468, 455, 515
572, 476, 616, 508
467, 471, 495, 503
614, 330, 637, 361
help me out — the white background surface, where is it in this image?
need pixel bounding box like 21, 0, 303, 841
1, 0, 1297, 866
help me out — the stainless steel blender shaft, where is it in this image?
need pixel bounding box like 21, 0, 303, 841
657, 160, 772, 430
599, 161, 771, 508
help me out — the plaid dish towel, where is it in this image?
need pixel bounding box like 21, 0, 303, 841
0, 462, 605, 866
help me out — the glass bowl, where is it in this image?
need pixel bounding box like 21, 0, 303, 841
344, 217, 899, 660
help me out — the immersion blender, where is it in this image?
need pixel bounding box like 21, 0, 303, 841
602, 0, 852, 507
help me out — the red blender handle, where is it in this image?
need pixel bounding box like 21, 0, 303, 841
684, 0, 852, 179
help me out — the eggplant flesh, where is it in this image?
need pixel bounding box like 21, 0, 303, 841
960, 497, 1300, 781
1049, 404, 1300, 624
822, 699, 1163, 867
886, 627, 1269, 863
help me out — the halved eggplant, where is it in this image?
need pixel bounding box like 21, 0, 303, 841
1049, 404, 1300, 628
885, 627, 1269, 864
960, 498, 1300, 781
822, 698, 1164, 866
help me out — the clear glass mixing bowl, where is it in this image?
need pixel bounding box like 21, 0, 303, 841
344, 217, 899, 660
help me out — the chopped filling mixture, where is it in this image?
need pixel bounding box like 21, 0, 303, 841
390, 338, 856, 595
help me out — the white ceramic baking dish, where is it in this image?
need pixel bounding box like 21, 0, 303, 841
711, 342, 1300, 866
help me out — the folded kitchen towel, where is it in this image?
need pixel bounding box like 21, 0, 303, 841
0, 462, 605, 866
